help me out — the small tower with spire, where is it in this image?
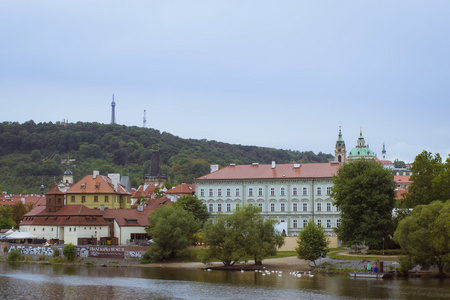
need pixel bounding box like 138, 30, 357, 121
335, 126, 346, 163
382, 143, 387, 160
111, 94, 116, 124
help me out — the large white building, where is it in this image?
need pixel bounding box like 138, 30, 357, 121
195, 160, 343, 236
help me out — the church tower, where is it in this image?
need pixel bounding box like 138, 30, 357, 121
335, 127, 346, 163
111, 94, 116, 124
381, 143, 387, 160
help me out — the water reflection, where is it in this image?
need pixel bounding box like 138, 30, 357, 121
0, 263, 449, 299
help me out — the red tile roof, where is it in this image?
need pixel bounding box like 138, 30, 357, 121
131, 185, 158, 198
195, 162, 342, 181
20, 205, 108, 226
165, 184, 195, 195
394, 175, 412, 183
67, 174, 130, 195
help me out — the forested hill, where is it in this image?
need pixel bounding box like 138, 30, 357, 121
0, 121, 333, 194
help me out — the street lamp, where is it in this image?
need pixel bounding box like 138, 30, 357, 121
382, 236, 385, 256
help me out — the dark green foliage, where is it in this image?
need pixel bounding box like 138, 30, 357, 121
332, 159, 396, 250
296, 220, 330, 266
7, 249, 22, 261
146, 205, 199, 260
0, 206, 16, 229
63, 243, 76, 261
0, 121, 333, 194
173, 195, 209, 227
394, 200, 450, 277
52, 247, 60, 258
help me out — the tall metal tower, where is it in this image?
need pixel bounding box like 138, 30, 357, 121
143, 110, 147, 128
111, 94, 116, 124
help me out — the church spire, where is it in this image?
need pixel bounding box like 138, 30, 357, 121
335, 126, 346, 163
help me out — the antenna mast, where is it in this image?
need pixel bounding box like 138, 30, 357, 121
143, 110, 147, 128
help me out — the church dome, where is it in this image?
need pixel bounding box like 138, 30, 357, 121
347, 130, 376, 159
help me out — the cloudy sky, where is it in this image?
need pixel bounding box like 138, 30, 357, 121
1, 1, 449, 163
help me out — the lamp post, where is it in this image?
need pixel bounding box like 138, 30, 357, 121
382, 236, 385, 256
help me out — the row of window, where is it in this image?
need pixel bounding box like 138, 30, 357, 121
32, 226, 102, 232
207, 202, 339, 213
292, 219, 341, 229
200, 187, 332, 197
69, 196, 131, 204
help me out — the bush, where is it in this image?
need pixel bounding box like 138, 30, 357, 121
63, 243, 76, 261
7, 249, 22, 262
52, 247, 60, 258
140, 249, 153, 264
397, 255, 415, 275
37, 254, 48, 261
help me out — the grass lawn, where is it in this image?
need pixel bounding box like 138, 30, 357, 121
327, 248, 399, 261
186, 249, 297, 263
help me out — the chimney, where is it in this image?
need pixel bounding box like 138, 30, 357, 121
100, 205, 104, 212
137, 205, 144, 212
108, 173, 121, 191
272, 161, 276, 169
93, 170, 99, 179
210, 165, 219, 173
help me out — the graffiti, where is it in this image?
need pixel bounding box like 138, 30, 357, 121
76, 246, 89, 258
8, 245, 54, 256
89, 246, 125, 259
126, 251, 143, 259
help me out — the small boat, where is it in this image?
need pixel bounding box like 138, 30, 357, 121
349, 272, 394, 279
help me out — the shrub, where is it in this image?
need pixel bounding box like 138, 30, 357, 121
140, 249, 153, 264
397, 255, 415, 275
52, 247, 60, 258
63, 243, 76, 261
7, 249, 22, 262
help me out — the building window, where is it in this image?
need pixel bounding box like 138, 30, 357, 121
293, 220, 298, 228
336, 206, 340, 212
317, 220, 322, 227
327, 220, 332, 228
236, 203, 240, 211
94, 196, 98, 202
258, 188, 263, 196
280, 188, 285, 196
248, 188, 253, 196
270, 188, 275, 196
293, 203, 298, 212
74, 228, 77, 232
258, 203, 263, 211
270, 203, 275, 212
317, 187, 322, 195
71, 196, 75, 202
303, 203, 308, 212
235, 188, 240, 196
69, 228, 72, 232
81, 196, 86, 203
218, 189, 222, 197
302, 187, 307, 196
217, 203, 222, 212
337, 219, 341, 227
57, 198, 61, 203
303, 220, 308, 228
209, 189, 213, 197
200, 189, 205, 197
293, 187, 298, 196
327, 187, 331, 195
42, 228, 45, 231
226, 188, 231, 197
208, 204, 213, 212
327, 203, 331, 212
104, 196, 109, 202
226, 203, 231, 212
281, 203, 285, 212
51, 228, 53, 232
317, 203, 322, 212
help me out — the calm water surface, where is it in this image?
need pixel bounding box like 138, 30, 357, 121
0, 263, 449, 299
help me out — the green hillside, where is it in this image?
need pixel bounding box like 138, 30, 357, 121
0, 121, 333, 194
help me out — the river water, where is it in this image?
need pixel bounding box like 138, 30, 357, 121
0, 263, 449, 299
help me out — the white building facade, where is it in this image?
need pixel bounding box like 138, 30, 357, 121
195, 162, 342, 236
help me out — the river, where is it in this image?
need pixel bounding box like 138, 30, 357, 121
0, 263, 449, 299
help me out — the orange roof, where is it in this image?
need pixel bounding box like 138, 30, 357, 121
131, 185, 158, 198
46, 182, 64, 195
20, 205, 108, 226
380, 160, 393, 165
395, 187, 408, 200
67, 174, 130, 195
165, 184, 195, 195
196, 162, 342, 181
394, 175, 412, 183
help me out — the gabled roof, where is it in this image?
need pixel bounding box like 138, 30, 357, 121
46, 182, 65, 195
165, 184, 195, 195
66, 174, 130, 195
131, 184, 158, 198
20, 205, 108, 226
195, 162, 342, 181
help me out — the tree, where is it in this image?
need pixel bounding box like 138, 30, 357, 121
146, 205, 199, 260
11, 202, 29, 225
173, 195, 209, 227
200, 205, 284, 266
393, 159, 406, 169
63, 243, 76, 261
331, 159, 396, 249
394, 200, 450, 277
296, 220, 330, 266
0, 205, 17, 229
402, 151, 445, 208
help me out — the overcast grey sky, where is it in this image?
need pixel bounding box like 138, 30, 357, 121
1, 1, 449, 163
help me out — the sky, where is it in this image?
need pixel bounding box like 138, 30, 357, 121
1, 1, 450, 164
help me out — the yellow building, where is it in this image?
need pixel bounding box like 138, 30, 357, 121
66, 171, 131, 209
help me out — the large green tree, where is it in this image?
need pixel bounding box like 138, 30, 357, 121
173, 195, 209, 227
200, 205, 284, 266
146, 205, 199, 260
331, 159, 396, 249
402, 151, 450, 208
296, 219, 330, 266
394, 200, 450, 277
0, 206, 17, 229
